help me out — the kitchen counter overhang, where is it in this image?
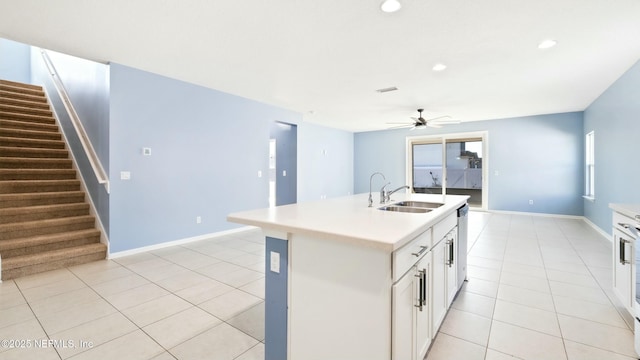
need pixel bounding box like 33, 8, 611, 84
227, 193, 469, 252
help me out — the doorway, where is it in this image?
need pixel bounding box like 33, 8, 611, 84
407, 132, 487, 209
269, 122, 297, 207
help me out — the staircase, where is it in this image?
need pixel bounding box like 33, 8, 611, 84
0, 79, 107, 281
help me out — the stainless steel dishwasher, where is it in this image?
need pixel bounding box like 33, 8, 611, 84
457, 204, 469, 288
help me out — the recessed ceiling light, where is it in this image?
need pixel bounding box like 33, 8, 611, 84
432, 63, 447, 72
538, 39, 557, 49
380, 0, 401, 13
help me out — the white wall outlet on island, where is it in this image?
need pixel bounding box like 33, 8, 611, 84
270, 251, 280, 273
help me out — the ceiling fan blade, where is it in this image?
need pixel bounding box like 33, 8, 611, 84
387, 124, 413, 129
426, 123, 443, 128
386, 122, 413, 124
425, 115, 452, 122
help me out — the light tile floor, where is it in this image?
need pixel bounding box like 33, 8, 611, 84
0, 212, 635, 360
0, 229, 267, 360
426, 212, 636, 360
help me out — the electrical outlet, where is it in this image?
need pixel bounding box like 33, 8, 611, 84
270, 251, 280, 273
120, 171, 131, 180
529, 200, 534, 205
196, 216, 202, 224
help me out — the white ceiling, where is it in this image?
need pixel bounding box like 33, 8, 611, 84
1, 0, 639, 132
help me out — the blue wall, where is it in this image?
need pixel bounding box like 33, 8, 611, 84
108, 63, 354, 252
0, 38, 30, 82
355, 112, 584, 215
584, 60, 640, 233
30, 49, 111, 235
298, 121, 354, 202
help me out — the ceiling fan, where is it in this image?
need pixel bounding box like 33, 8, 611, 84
387, 109, 460, 130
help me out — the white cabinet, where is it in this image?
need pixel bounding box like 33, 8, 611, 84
612, 211, 636, 314
445, 229, 458, 307
415, 255, 431, 359
431, 238, 447, 335
392, 245, 431, 360
431, 227, 458, 335
392, 266, 415, 360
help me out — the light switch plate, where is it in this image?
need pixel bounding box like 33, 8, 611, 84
120, 171, 131, 180
270, 251, 280, 273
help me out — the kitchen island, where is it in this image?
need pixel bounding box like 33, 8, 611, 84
228, 192, 468, 360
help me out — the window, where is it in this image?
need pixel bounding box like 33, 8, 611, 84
585, 131, 595, 200
407, 132, 487, 209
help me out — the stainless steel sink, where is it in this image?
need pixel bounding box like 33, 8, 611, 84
393, 201, 443, 209
379, 206, 431, 213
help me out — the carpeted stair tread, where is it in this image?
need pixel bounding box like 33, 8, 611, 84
0, 168, 76, 180
1, 243, 107, 280
0, 191, 85, 208
0, 229, 100, 252
0, 103, 52, 117
0, 79, 105, 280
0, 96, 50, 110
0, 89, 47, 104
0, 110, 55, 124
0, 203, 90, 223
0, 119, 59, 133
0, 127, 62, 140
0, 215, 95, 240
0, 179, 81, 193
0, 229, 100, 255
0, 145, 69, 158
0, 79, 44, 91
0, 136, 65, 149
0, 157, 73, 169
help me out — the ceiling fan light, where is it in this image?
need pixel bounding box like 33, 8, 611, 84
380, 0, 401, 13
432, 63, 447, 72
538, 39, 557, 49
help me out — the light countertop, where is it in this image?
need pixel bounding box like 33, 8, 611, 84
610, 203, 640, 221
227, 193, 468, 252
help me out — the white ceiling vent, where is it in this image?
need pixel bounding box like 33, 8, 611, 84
376, 86, 398, 93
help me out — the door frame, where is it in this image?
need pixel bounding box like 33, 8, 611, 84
405, 131, 488, 211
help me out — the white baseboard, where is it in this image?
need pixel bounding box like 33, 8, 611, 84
487, 209, 583, 219
582, 217, 611, 242
108, 226, 258, 259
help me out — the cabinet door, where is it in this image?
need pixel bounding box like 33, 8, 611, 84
431, 240, 447, 336
415, 255, 431, 360
392, 266, 416, 360
613, 229, 633, 311
446, 231, 458, 307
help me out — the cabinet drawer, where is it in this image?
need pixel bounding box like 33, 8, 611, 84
433, 213, 457, 245
613, 211, 639, 238
393, 231, 432, 282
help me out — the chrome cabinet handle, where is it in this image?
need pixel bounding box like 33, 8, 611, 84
421, 268, 427, 306
412, 245, 429, 257
415, 269, 426, 311
445, 239, 455, 267
620, 236, 631, 265
618, 223, 640, 238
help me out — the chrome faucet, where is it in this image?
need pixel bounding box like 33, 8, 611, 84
384, 185, 410, 203
368, 172, 386, 207
380, 182, 391, 204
